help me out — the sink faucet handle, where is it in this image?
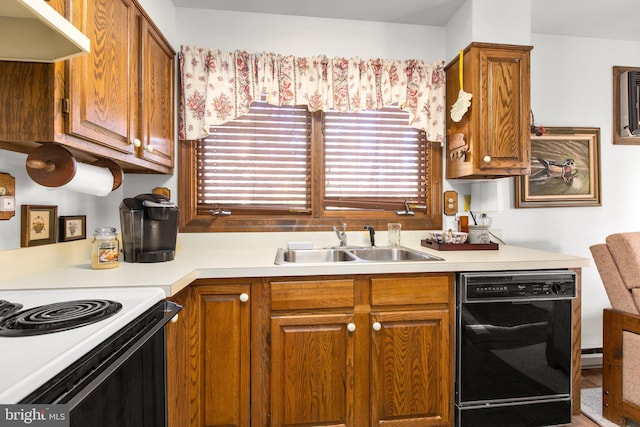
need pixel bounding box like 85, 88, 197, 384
332, 223, 347, 233
333, 223, 348, 246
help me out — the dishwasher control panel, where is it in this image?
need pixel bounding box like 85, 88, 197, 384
459, 270, 576, 301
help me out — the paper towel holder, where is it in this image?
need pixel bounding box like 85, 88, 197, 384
26, 144, 123, 193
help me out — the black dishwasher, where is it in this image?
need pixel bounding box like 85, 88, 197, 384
455, 270, 576, 427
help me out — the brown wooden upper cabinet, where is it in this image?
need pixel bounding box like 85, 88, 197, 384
0, 0, 175, 174
445, 42, 532, 179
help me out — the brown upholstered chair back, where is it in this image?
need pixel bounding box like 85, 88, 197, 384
590, 232, 640, 425
590, 232, 640, 314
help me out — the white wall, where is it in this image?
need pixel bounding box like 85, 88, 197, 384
508, 34, 640, 349
0, 151, 124, 249
176, 8, 445, 60
445, 0, 531, 62
136, 0, 177, 47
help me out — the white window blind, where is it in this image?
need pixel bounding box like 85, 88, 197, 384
197, 102, 311, 214
196, 103, 428, 216
323, 108, 427, 211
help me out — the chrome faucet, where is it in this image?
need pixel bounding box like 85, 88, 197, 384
333, 223, 348, 246
364, 225, 375, 247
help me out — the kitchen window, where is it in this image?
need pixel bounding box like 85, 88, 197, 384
179, 102, 442, 232
196, 102, 312, 215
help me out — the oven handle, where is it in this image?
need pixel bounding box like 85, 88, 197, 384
65, 301, 181, 410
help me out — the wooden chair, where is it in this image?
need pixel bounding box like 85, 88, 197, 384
591, 232, 640, 426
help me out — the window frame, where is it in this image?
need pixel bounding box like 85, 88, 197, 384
178, 111, 443, 232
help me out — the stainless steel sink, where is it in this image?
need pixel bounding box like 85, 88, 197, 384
274, 246, 442, 264
277, 248, 358, 263
348, 247, 439, 261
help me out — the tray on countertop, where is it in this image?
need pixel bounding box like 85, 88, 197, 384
421, 239, 499, 251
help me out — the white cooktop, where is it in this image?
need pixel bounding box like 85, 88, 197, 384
0, 287, 165, 404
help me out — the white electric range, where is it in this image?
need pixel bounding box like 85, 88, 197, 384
0, 287, 167, 404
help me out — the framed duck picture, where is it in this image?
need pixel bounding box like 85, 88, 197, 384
515, 127, 601, 208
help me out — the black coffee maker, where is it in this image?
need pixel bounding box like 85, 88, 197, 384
119, 193, 178, 263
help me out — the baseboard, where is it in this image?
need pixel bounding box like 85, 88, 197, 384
581, 348, 603, 369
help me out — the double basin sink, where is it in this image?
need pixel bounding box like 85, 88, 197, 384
274, 246, 443, 264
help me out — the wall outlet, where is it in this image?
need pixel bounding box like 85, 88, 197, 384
444, 191, 458, 215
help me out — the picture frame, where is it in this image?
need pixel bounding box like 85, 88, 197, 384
515, 127, 601, 208
59, 215, 87, 242
21, 205, 58, 247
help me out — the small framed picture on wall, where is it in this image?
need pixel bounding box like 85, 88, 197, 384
21, 205, 58, 247
59, 215, 87, 242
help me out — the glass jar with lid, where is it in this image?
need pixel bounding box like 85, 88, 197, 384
91, 227, 120, 269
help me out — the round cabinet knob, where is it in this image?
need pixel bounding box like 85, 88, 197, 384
347, 322, 356, 332
146, 144, 154, 153
239, 293, 249, 303
131, 138, 141, 147
483, 155, 491, 163
372, 321, 382, 331
171, 313, 179, 323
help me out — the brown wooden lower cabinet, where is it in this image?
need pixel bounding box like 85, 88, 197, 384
167, 273, 454, 427
370, 309, 450, 426
369, 276, 452, 426
270, 312, 357, 427
167, 280, 253, 427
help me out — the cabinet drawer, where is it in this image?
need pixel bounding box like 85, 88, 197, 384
271, 279, 355, 311
371, 275, 450, 307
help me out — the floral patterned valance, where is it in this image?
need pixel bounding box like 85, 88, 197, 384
178, 45, 445, 142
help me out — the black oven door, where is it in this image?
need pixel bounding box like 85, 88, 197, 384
21, 301, 181, 427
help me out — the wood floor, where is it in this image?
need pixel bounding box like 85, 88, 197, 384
570, 368, 604, 426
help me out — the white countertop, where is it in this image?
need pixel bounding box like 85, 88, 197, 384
0, 232, 590, 296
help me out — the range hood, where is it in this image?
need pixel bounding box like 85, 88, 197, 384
0, 0, 90, 62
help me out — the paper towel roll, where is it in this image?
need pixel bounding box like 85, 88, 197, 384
26, 144, 123, 197
59, 162, 115, 196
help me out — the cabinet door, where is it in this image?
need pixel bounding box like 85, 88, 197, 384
137, 15, 175, 168
478, 47, 531, 174
196, 285, 251, 427
370, 309, 451, 427
67, 0, 136, 155
271, 313, 356, 427
445, 43, 531, 178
